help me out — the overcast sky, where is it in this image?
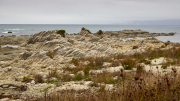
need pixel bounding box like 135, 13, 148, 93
0, 0, 180, 24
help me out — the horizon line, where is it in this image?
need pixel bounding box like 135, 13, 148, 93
0, 24, 180, 25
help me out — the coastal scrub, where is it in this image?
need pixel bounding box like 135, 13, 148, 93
57, 30, 65, 37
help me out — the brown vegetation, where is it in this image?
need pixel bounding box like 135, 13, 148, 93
24, 44, 180, 101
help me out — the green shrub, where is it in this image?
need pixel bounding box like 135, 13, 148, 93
74, 73, 83, 81
93, 71, 118, 84
86, 29, 92, 34
40, 86, 51, 92
90, 82, 98, 87
139, 58, 146, 63
133, 53, 141, 59
71, 58, 80, 66
92, 66, 99, 70
97, 30, 103, 35
98, 85, 106, 92
23, 75, 32, 82
84, 66, 90, 76
121, 58, 136, 70
48, 69, 59, 78
57, 30, 65, 37
145, 60, 151, 65
136, 65, 143, 71
164, 41, 170, 47
85, 77, 92, 81
171, 61, 176, 65
45, 80, 58, 84
65, 66, 73, 72
161, 65, 167, 69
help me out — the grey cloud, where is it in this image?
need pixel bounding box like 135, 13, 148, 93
0, 0, 180, 24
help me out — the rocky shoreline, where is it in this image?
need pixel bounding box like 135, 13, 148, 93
0, 28, 179, 101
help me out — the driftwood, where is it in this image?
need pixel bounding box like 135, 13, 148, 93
0, 84, 27, 91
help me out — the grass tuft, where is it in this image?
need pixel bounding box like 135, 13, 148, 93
121, 57, 136, 70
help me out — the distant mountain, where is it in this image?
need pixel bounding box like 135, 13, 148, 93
123, 19, 180, 25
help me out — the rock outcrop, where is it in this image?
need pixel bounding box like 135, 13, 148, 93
0, 28, 176, 100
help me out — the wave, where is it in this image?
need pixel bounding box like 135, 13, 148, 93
4, 28, 24, 31
2, 31, 18, 34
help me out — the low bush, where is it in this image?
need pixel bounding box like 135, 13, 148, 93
139, 58, 146, 63
89, 82, 99, 87
96, 30, 103, 35
73, 65, 84, 74
111, 60, 120, 67
161, 65, 167, 69
84, 66, 90, 76
93, 71, 118, 84
164, 41, 170, 47
98, 85, 106, 92
48, 68, 59, 78
81, 27, 85, 30
45, 80, 58, 84
145, 60, 151, 65
136, 64, 144, 71
40, 86, 51, 92
23, 75, 33, 82
94, 57, 104, 68
121, 58, 136, 70
74, 73, 83, 81
60, 74, 74, 82
34, 74, 44, 83
70, 58, 80, 66
86, 29, 92, 34
25, 45, 180, 101
57, 30, 65, 37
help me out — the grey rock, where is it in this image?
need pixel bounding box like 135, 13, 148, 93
68, 39, 75, 44
0, 98, 10, 101
89, 37, 100, 42
19, 51, 32, 60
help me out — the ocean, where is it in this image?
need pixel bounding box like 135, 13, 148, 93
0, 24, 180, 42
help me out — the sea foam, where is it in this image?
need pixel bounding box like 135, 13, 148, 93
4, 28, 24, 30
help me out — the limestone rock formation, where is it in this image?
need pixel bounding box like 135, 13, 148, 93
0, 28, 176, 100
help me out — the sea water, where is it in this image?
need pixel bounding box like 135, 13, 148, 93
0, 24, 180, 42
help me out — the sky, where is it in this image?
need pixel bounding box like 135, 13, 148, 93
0, 0, 180, 24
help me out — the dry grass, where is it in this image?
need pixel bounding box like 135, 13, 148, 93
47, 50, 57, 59
92, 71, 118, 84
24, 45, 180, 101
26, 68, 180, 101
